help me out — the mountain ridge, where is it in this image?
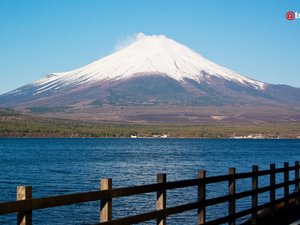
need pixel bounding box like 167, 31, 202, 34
0, 33, 299, 124
8, 33, 265, 96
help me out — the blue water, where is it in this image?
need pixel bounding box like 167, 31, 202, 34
0, 138, 299, 224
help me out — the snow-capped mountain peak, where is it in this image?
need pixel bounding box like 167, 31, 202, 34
2, 33, 300, 124
34, 33, 265, 91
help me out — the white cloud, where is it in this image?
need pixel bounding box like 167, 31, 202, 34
114, 32, 147, 51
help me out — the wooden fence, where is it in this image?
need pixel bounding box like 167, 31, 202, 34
0, 161, 300, 225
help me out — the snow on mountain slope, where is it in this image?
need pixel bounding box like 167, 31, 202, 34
1, 32, 300, 124
33, 33, 265, 94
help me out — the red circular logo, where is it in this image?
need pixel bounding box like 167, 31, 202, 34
286, 11, 295, 20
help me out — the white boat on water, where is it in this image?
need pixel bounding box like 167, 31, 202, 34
130, 135, 138, 138
152, 134, 168, 138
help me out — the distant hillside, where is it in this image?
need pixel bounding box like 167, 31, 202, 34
0, 109, 299, 138
0, 107, 22, 116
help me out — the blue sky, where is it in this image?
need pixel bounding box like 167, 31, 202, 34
0, 0, 299, 94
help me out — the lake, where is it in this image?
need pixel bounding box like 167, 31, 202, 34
0, 138, 299, 224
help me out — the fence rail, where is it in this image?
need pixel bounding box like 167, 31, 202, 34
0, 161, 299, 225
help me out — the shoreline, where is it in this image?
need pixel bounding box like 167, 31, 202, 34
1, 136, 299, 139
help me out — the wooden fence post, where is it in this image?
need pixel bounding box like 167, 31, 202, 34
100, 178, 112, 223
284, 162, 289, 211
228, 168, 236, 225
251, 165, 258, 225
198, 170, 206, 225
295, 161, 300, 205
157, 173, 166, 225
17, 186, 32, 225
270, 164, 276, 217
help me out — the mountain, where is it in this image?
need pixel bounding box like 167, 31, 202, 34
0, 33, 300, 124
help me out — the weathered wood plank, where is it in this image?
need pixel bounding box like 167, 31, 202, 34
17, 186, 32, 225
251, 165, 258, 225
100, 178, 112, 223
295, 161, 300, 205
284, 162, 289, 210
198, 170, 206, 225
270, 163, 276, 217
228, 168, 236, 225
156, 174, 166, 225
0, 190, 106, 214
